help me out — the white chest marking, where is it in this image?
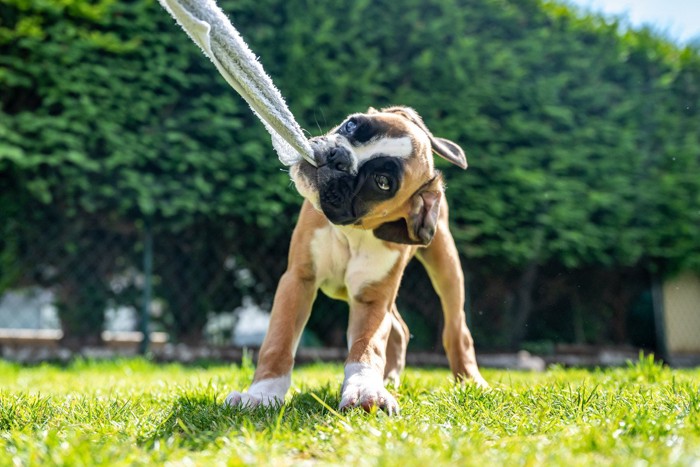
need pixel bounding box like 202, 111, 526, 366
310, 226, 400, 298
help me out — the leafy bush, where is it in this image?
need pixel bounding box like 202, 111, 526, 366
1, 0, 698, 345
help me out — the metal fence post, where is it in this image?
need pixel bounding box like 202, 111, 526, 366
140, 220, 153, 355
651, 274, 669, 363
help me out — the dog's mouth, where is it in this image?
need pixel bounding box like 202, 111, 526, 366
286, 146, 345, 219
292, 151, 403, 226
317, 168, 364, 225
290, 159, 361, 224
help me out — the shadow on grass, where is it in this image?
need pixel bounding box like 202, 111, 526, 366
140, 385, 342, 451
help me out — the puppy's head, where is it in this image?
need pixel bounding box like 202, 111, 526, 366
291, 106, 467, 245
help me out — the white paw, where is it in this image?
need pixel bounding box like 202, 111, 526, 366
472, 374, 489, 389
223, 374, 290, 409
462, 366, 489, 388
339, 363, 400, 415
224, 390, 282, 408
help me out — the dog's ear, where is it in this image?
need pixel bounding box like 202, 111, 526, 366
367, 106, 380, 114
374, 190, 442, 245
431, 137, 467, 169
382, 106, 467, 169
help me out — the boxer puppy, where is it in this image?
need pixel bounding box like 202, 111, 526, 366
226, 106, 487, 414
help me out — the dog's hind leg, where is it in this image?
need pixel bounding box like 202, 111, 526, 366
384, 304, 409, 387
416, 210, 488, 388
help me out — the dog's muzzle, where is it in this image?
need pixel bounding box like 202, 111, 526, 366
317, 145, 353, 173
315, 145, 360, 225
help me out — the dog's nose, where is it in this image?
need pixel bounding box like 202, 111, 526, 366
327, 146, 352, 173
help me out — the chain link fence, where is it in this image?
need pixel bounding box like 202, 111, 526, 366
0, 201, 678, 363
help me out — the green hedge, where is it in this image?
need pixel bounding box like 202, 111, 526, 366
1, 0, 699, 344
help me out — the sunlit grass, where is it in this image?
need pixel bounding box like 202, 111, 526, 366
1, 355, 698, 465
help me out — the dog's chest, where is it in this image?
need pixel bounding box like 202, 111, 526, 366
310, 225, 399, 301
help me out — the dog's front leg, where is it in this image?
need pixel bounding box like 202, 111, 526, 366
225, 269, 316, 408
340, 299, 399, 414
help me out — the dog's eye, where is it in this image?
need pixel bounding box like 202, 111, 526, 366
343, 119, 358, 133
375, 174, 391, 191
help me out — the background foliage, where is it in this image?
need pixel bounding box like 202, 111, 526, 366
1, 0, 698, 349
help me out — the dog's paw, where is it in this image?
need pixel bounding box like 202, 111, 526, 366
223, 374, 290, 409
472, 374, 489, 389
339, 363, 400, 415
460, 365, 489, 389
224, 390, 282, 408
339, 383, 399, 415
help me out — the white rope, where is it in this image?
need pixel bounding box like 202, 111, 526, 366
158, 0, 316, 167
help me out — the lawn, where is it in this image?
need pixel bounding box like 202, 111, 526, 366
1, 355, 698, 466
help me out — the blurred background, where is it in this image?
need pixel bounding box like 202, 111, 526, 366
1, 0, 698, 366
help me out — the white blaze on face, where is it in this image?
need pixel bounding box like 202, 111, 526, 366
351, 136, 414, 167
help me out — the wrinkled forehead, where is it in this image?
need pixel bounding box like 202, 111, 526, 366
332, 112, 433, 167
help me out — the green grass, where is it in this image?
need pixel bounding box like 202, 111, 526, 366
1, 355, 699, 466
